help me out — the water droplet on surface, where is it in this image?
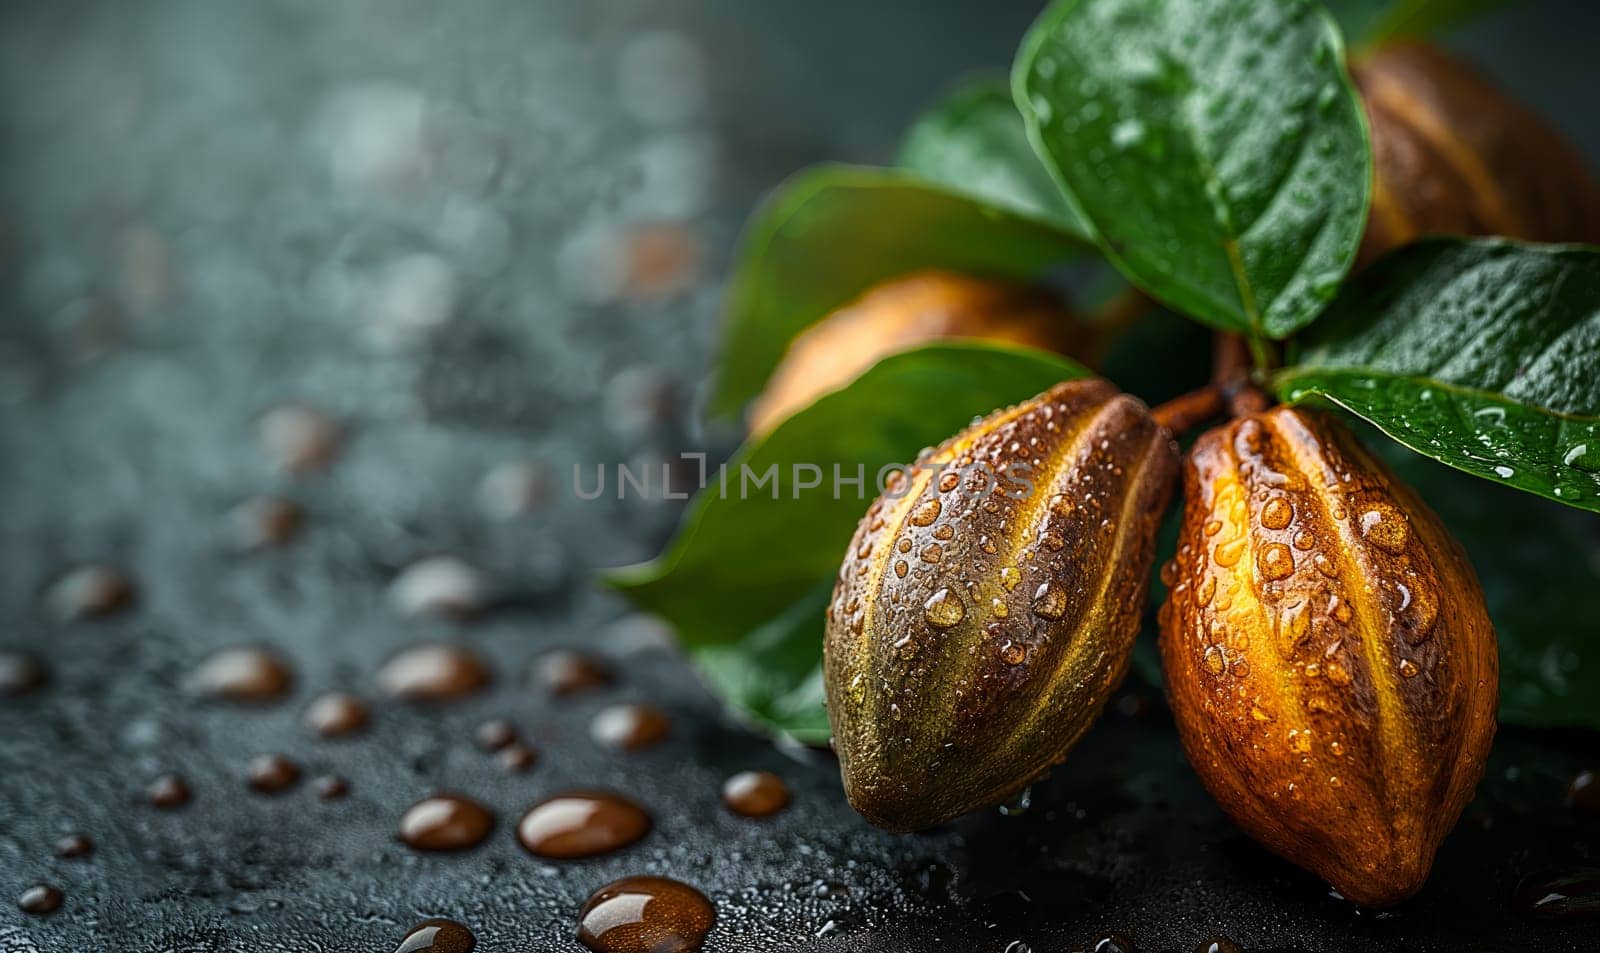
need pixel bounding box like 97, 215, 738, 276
591, 704, 670, 751
147, 774, 191, 809
304, 691, 369, 737
1000, 641, 1027, 665
1399, 658, 1420, 679
1204, 644, 1227, 675
1197, 576, 1217, 606
919, 543, 943, 564
377, 644, 491, 702
533, 649, 613, 697
577, 876, 715, 953
1257, 543, 1294, 581
1031, 583, 1068, 620
189, 646, 295, 704
1568, 771, 1600, 813
474, 719, 518, 751
17, 885, 62, 915
398, 794, 494, 851
1261, 497, 1292, 530
923, 588, 966, 628
1326, 662, 1352, 686
1511, 868, 1600, 921
909, 499, 942, 526
894, 560, 909, 578
258, 404, 341, 474
0, 650, 47, 697
395, 918, 476, 953
227, 495, 304, 549
1360, 505, 1409, 553
1213, 537, 1246, 567
1203, 519, 1222, 537
498, 743, 539, 773
1196, 939, 1245, 953
47, 564, 134, 621
389, 556, 494, 619
313, 775, 350, 800
518, 791, 652, 859
722, 770, 789, 817
1092, 934, 1139, 953
54, 833, 93, 859
246, 754, 301, 794
999, 566, 1022, 591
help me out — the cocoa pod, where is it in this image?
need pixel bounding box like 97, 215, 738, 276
825, 378, 1178, 831
1159, 407, 1498, 906
748, 271, 1081, 436
1354, 42, 1600, 266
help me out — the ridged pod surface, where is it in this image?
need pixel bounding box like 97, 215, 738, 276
1354, 42, 1600, 265
825, 378, 1178, 831
1159, 407, 1497, 906
748, 271, 1079, 436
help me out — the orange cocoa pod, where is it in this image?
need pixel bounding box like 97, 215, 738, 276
825, 378, 1178, 831
748, 271, 1080, 436
1159, 407, 1498, 906
1354, 42, 1600, 265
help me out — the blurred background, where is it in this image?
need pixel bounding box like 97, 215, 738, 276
2, 1, 1598, 950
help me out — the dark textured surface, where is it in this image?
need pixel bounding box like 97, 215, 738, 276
2, 1, 1600, 950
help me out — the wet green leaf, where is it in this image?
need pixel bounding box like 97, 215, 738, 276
898, 75, 1093, 240
611, 343, 1091, 739
1014, 0, 1370, 338
711, 165, 1089, 418
1279, 239, 1600, 514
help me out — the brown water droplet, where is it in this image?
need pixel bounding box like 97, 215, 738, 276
1031, 583, 1068, 620
1330, 597, 1352, 624
395, 918, 477, 953
998, 566, 1022, 592
189, 646, 294, 704
533, 649, 613, 697
313, 775, 350, 800
1202, 520, 1222, 537
517, 791, 652, 859
1213, 537, 1245, 568
1398, 658, 1420, 679
1313, 553, 1338, 578
474, 719, 517, 751
1092, 935, 1139, 953
1406, 582, 1439, 643
398, 794, 494, 851
894, 560, 909, 578
1360, 504, 1409, 553
1512, 868, 1600, 921
247, 754, 301, 793
722, 771, 789, 818
1326, 662, 1352, 686
1041, 532, 1064, 552
17, 885, 62, 915
979, 534, 999, 555
1256, 543, 1294, 581
498, 743, 538, 773
147, 774, 191, 809
259, 404, 341, 474
1203, 645, 1227, 675
909, 499, 942, 526
919, 543, 943, 564
1567, 771, 1600, 813
1328, 740, 1345, 757
390, 556, 494, 619
1197, 576, 1217, 606
1292, 529, 1315, 550
47, 564, 134, 621
923, 588, 966, 629
938, 470, 961, 493
54, 834, 93, 859
577, 876, 715, 953
378, 644, 491, 702
591, 704, 670, 751
989, 597, 1009, 618
896, 537, 912, 554
1196, 939, 1245, 953
304, 691, 369, 737
1159, 559, 1178, 587
1000, 641, 1027, 665
227, 495, 304, 549
0, 650, 47, 697
932, 524, 954, 541
1260, 497, 1292, 530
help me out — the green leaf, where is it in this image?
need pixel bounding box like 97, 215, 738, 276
1374, 434, 1600, 731
898, 76, 1094, 240
1014, 0, 1371, 338
711, 165, 1089, 418
609, 342, 1092, 738
1324, 0, 1513, 46
1278, 239, 1600, 513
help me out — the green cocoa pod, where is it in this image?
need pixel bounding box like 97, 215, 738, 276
824, 378, 1179, 831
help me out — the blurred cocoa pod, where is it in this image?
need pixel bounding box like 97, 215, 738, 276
825, 378, 1178, 831
1159, 407, 1498, 907
748, 271, 1081, 436
1354, 42, 1600, 265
